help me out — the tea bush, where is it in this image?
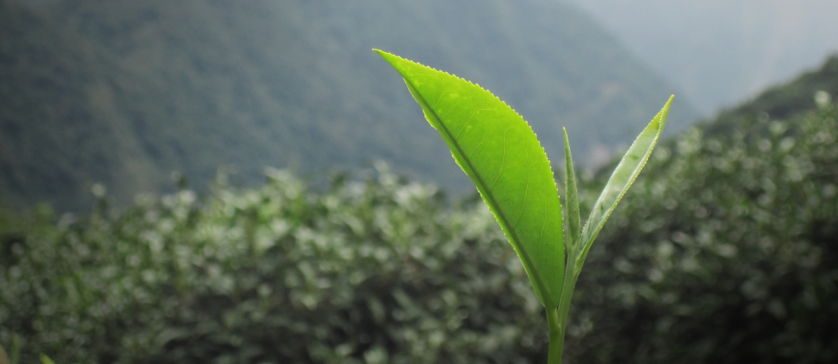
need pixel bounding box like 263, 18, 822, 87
570, 106, 838, 363
1, 168, 546, 363
1, 107, 836, 363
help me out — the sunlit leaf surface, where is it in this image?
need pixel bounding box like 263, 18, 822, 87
376, 49, 565, 308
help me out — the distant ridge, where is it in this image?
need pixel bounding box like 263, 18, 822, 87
702, 54, 838, 136
0, 0, 699, 210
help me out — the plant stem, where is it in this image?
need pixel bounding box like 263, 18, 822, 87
546, 306, 563, 364
547, 245, 581, 364
555, 274, 577, 355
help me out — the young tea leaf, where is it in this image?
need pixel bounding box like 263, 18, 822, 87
375, 49, 565, 308
562, 128, 581, 251
575, 96, 674, 275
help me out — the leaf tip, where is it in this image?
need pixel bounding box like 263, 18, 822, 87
664, 94, 675, 111
372, 48, 394, 62
372, 49, 418, 81
654, 95, 676, 129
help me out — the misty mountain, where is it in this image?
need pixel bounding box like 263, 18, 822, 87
0, 0, 699, 210
566, 0, 838, 112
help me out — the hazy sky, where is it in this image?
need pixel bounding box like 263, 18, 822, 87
567, 0, 838, 113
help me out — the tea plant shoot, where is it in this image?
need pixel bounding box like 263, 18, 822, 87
375, 49, 673, 364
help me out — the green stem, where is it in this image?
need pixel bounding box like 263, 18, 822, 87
547, 244, 581, 364
556, 274, 577, 345
546, 307, 563, 364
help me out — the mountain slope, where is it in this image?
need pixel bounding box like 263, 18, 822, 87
0, 0, 699, 210
0, 1, 160, 207
567, 0, 838, 112
703, 55, 838, 136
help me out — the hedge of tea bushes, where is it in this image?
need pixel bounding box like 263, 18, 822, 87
568, 106, 838, 364
0, 169, 547, 364
1, 107, 837, 363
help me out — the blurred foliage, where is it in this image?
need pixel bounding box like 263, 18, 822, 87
0, 0, 698, 210
1, 167, 547, 363
569, 104, 838, 363
1, 103, 836, 363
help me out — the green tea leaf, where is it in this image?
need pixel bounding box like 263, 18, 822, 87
375, 49, 565, 308
562, 127, 581, 251
575, 95, 673, 275
39, 354, 55, 364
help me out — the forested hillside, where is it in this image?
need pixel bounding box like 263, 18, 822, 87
1, 55, 835, 363
0, 0, 697, 210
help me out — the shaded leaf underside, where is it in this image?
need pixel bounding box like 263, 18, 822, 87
576, 95, 673, 274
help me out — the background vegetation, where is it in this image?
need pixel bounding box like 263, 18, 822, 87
0, 0, 698, 210
2, 57, 836, 363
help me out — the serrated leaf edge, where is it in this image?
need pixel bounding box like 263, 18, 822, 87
575, 95, 674, 275
374, 48, 565, 307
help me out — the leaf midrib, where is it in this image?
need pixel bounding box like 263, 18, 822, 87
403, 79, 554, 306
